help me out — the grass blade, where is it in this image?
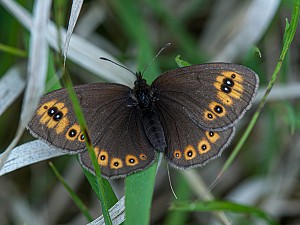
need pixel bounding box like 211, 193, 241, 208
125, 161, 158, 225
212, 0, 300, 186
170, 200, 279, 225
49, 162, 93, 222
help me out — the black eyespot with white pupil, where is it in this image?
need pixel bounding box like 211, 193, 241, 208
221, 84, 232, 93
214, 105, 223, 114
114, 162, 119, 167
187, 151, 193, 157
208, 113, 213, 119
129, 158, 135, 163
209, 131, 214, 137
202, 144, 207, 150
100, 155, 106, 160
53, 111, 63, 121
48, 107, 58, 116
68, 129, 77, 137
223, 78, 234, 87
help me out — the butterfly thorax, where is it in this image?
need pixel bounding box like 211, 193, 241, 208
133, 72, 167, 152
133, 72, 153, 109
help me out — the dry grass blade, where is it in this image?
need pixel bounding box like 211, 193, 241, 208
201, 0, 280, 61
63, 0, 83, 65
87, 196, 125, 225
0, 140, 67, 176
0, 64, 25, 116
0, 0, 52, 170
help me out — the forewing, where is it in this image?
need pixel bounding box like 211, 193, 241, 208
28, 83, 156, 178
28, 83, 131, 152
152, 63, 259, 130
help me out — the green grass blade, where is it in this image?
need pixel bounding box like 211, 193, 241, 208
0, 43, 26, 57
144, 0, 202, 63
62, 69, 113, 225
163, 173, 191, 225
82, 166, 118, 206
125, 161, 158, 225
111, 0, 160, 83
170, 200, 279, 225
49, 162, 93, 222
215, 0, 300, 181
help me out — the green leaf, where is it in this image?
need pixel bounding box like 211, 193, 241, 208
62, 69, 114, 225
170, 200, 279, 225
163, 173, 191, 225
175, 55, 191, 67
125, 160, 158, 225
0, 43, 27, 57
82, 165, 118, 207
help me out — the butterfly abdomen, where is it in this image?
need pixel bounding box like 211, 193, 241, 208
141, 109, 166, 152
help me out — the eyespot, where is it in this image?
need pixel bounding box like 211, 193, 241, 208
66, 124, 81, 141
68, 129, 77, 137
48, 107, 58, 116
221, 84, 232, 93
139, 154, 147, 160
77, 132, 85, 142
53, 111, 63, 121
125, 155, 139, 166
110, 158, 123, 169
214, 105, 223, 114
204, 110, 215, 121
95, 148, 108, 166
223, 78, 234, 87
209, 102, 226, 117
184, 145, 197, 160
205, 131, 220, 143
198, 139, 211, 154
173, 150, 182, 159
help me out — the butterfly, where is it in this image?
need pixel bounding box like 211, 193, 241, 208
27, 62, 259, 178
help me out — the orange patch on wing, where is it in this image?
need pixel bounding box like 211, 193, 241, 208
173, 150, 182, 159
203, 110, 215, 121
209, 101, 226, 117
139, 154, 147, 161
198, 139, 211, 154
217, 91, 233, 106
95, 148, 108, 167
66, 124, 81, 141
110, 158, 123, 169
205, 131, 220, 143
184, 145, 197, 160
125, 154, 139, 166
37, 100, 57, 116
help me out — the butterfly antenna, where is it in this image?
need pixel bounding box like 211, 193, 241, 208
166, 162, 178, 199
141, 42, 172, 75
99, 57, 136, 77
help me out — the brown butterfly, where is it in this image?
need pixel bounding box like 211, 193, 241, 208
28, 63, 259, 178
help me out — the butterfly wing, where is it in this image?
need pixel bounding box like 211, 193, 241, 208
153, 101, 235, 169
151, 63, 258, 168
28, 83, 157, 178
151, 63, 259, 131
78, 106, 157, 178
